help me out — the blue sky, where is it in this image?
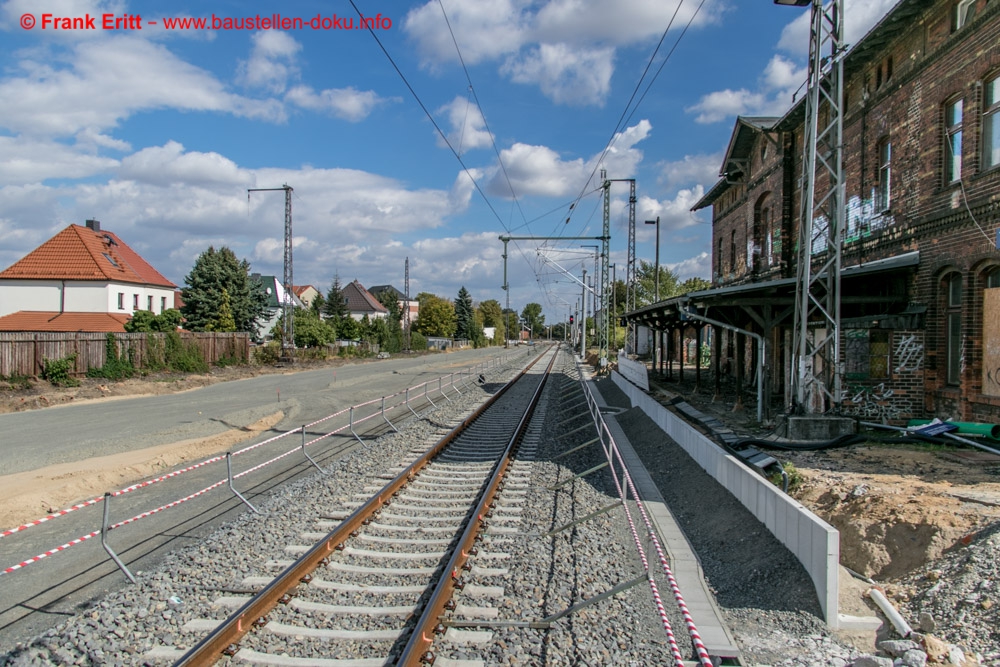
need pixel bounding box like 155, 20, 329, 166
0, 0, 896, 320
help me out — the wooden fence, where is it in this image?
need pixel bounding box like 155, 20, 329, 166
0, 332, 250, 378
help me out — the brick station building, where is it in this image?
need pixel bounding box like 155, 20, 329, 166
629, 0, 1000, 425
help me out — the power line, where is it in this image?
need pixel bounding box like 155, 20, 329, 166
555, 0, 691, 238
436, 0, 528, 228
347, 0, 507, 234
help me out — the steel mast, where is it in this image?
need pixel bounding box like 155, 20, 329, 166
788, 0, 846, 413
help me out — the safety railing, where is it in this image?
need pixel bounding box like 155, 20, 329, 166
1, 350, 532, 579
574, 359, 714, 667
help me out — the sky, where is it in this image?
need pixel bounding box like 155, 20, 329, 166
0, 0, 898, 321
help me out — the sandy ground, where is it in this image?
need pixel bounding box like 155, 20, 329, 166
0, 410, 284, 530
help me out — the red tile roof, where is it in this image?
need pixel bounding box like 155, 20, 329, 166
0, 224, 176, 288
0, 311, 131, 332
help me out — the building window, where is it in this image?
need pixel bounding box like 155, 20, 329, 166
716, 237, 723, 277
117, 292, 124, 310
945, 98, 963, 183
953, 0, 977, 31
877, 138, 891, 211
133, 294, 139, 310
147, 295, 153, 311
845, 329, 890, 380
988, 268, 1000, 289
946, 273, 963, 385
161, 296, 168, 312
984, 74, 1000, 170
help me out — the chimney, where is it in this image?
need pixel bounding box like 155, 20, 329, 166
85, 219, 101, 232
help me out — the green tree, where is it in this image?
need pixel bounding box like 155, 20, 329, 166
207, 288, 237, 332
310, 292, 326, 317
454, 287, 475, 341
180, 247, 268, 334
477, 299, 505, 346
338, 315, 362, 341
520, 303, 544, 339
323, 276, 349, 321
284, 309, 335, 348
679, 276, 711, 294
414, 293, 456, 338
634, 259, 680, 307
375, 291, 403, 352
125, 308, 183, 333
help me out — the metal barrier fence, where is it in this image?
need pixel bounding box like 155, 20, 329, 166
0, 350, 530, 580
574, 357, 714, 667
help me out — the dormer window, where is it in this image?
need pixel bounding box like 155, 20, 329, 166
102, 252, 119, 268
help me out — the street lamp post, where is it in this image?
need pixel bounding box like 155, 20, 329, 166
645, 217, 661, 302
645, 217, 660, 371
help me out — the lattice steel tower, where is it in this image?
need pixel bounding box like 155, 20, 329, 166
789, 0, 846, 413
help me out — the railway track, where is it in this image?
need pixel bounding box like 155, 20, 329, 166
171, 345, 559, 666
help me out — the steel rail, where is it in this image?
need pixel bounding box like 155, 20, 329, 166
398, 347, 559, 665
171, 347, 550, 667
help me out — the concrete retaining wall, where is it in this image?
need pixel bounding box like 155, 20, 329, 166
612, 371, 840, 627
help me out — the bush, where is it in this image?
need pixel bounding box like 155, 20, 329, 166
409, 331, 427, 351
164, 331, 208, 373
41, 354, 79, 387
253, 341, 281, 365
87, 333, 136, 380
144, 333, 166, 371
769, 462, 804, 494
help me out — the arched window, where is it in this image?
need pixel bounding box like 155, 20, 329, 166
944, 272, 963, 385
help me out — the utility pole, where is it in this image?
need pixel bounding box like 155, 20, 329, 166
603, 175, 636, 355
404, 257, 411, 352
778, 0, 846, 413
580, 268, 587, 358
248, 185, 294, 360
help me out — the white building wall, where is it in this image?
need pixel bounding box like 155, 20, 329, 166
0, 280, 174, 317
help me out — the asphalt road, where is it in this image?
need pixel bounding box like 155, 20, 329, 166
0, 348, 511, 476
0, 347, 524, 651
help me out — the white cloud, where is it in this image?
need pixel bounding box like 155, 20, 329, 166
666, 252, 711, 281
659, 153, 723, 190
689, 0, 896, 125
286, 85, 391, 122
0, 36, 283, 137
403, 0, 529, 67
0, 136, 119, 185
436, 96, 493, 153
237, 31, 301, 93
686, 88, 766, 124
777, 0, 898, 56
405, 0, 722, 107
487, 120, 651, 198
119, 141, 253, 187
635, 187, 704, 234
503, 43, 614, 106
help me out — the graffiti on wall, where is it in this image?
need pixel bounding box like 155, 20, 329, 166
842, 383, 912, 422
805, 191, 896, 256
893, 334, 923, 373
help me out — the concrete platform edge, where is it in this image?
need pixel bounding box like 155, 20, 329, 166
609, 370, 841, 629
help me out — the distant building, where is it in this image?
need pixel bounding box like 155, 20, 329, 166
253, 275, 303, 339
292, 285, 321, 310
0, 219, 176, 332
368, 284, 419, 325
343, 280, 388, 321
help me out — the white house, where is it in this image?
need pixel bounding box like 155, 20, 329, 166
0, 219, 177, 332
343, 280, 388, 321
253, 275, 303, 339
